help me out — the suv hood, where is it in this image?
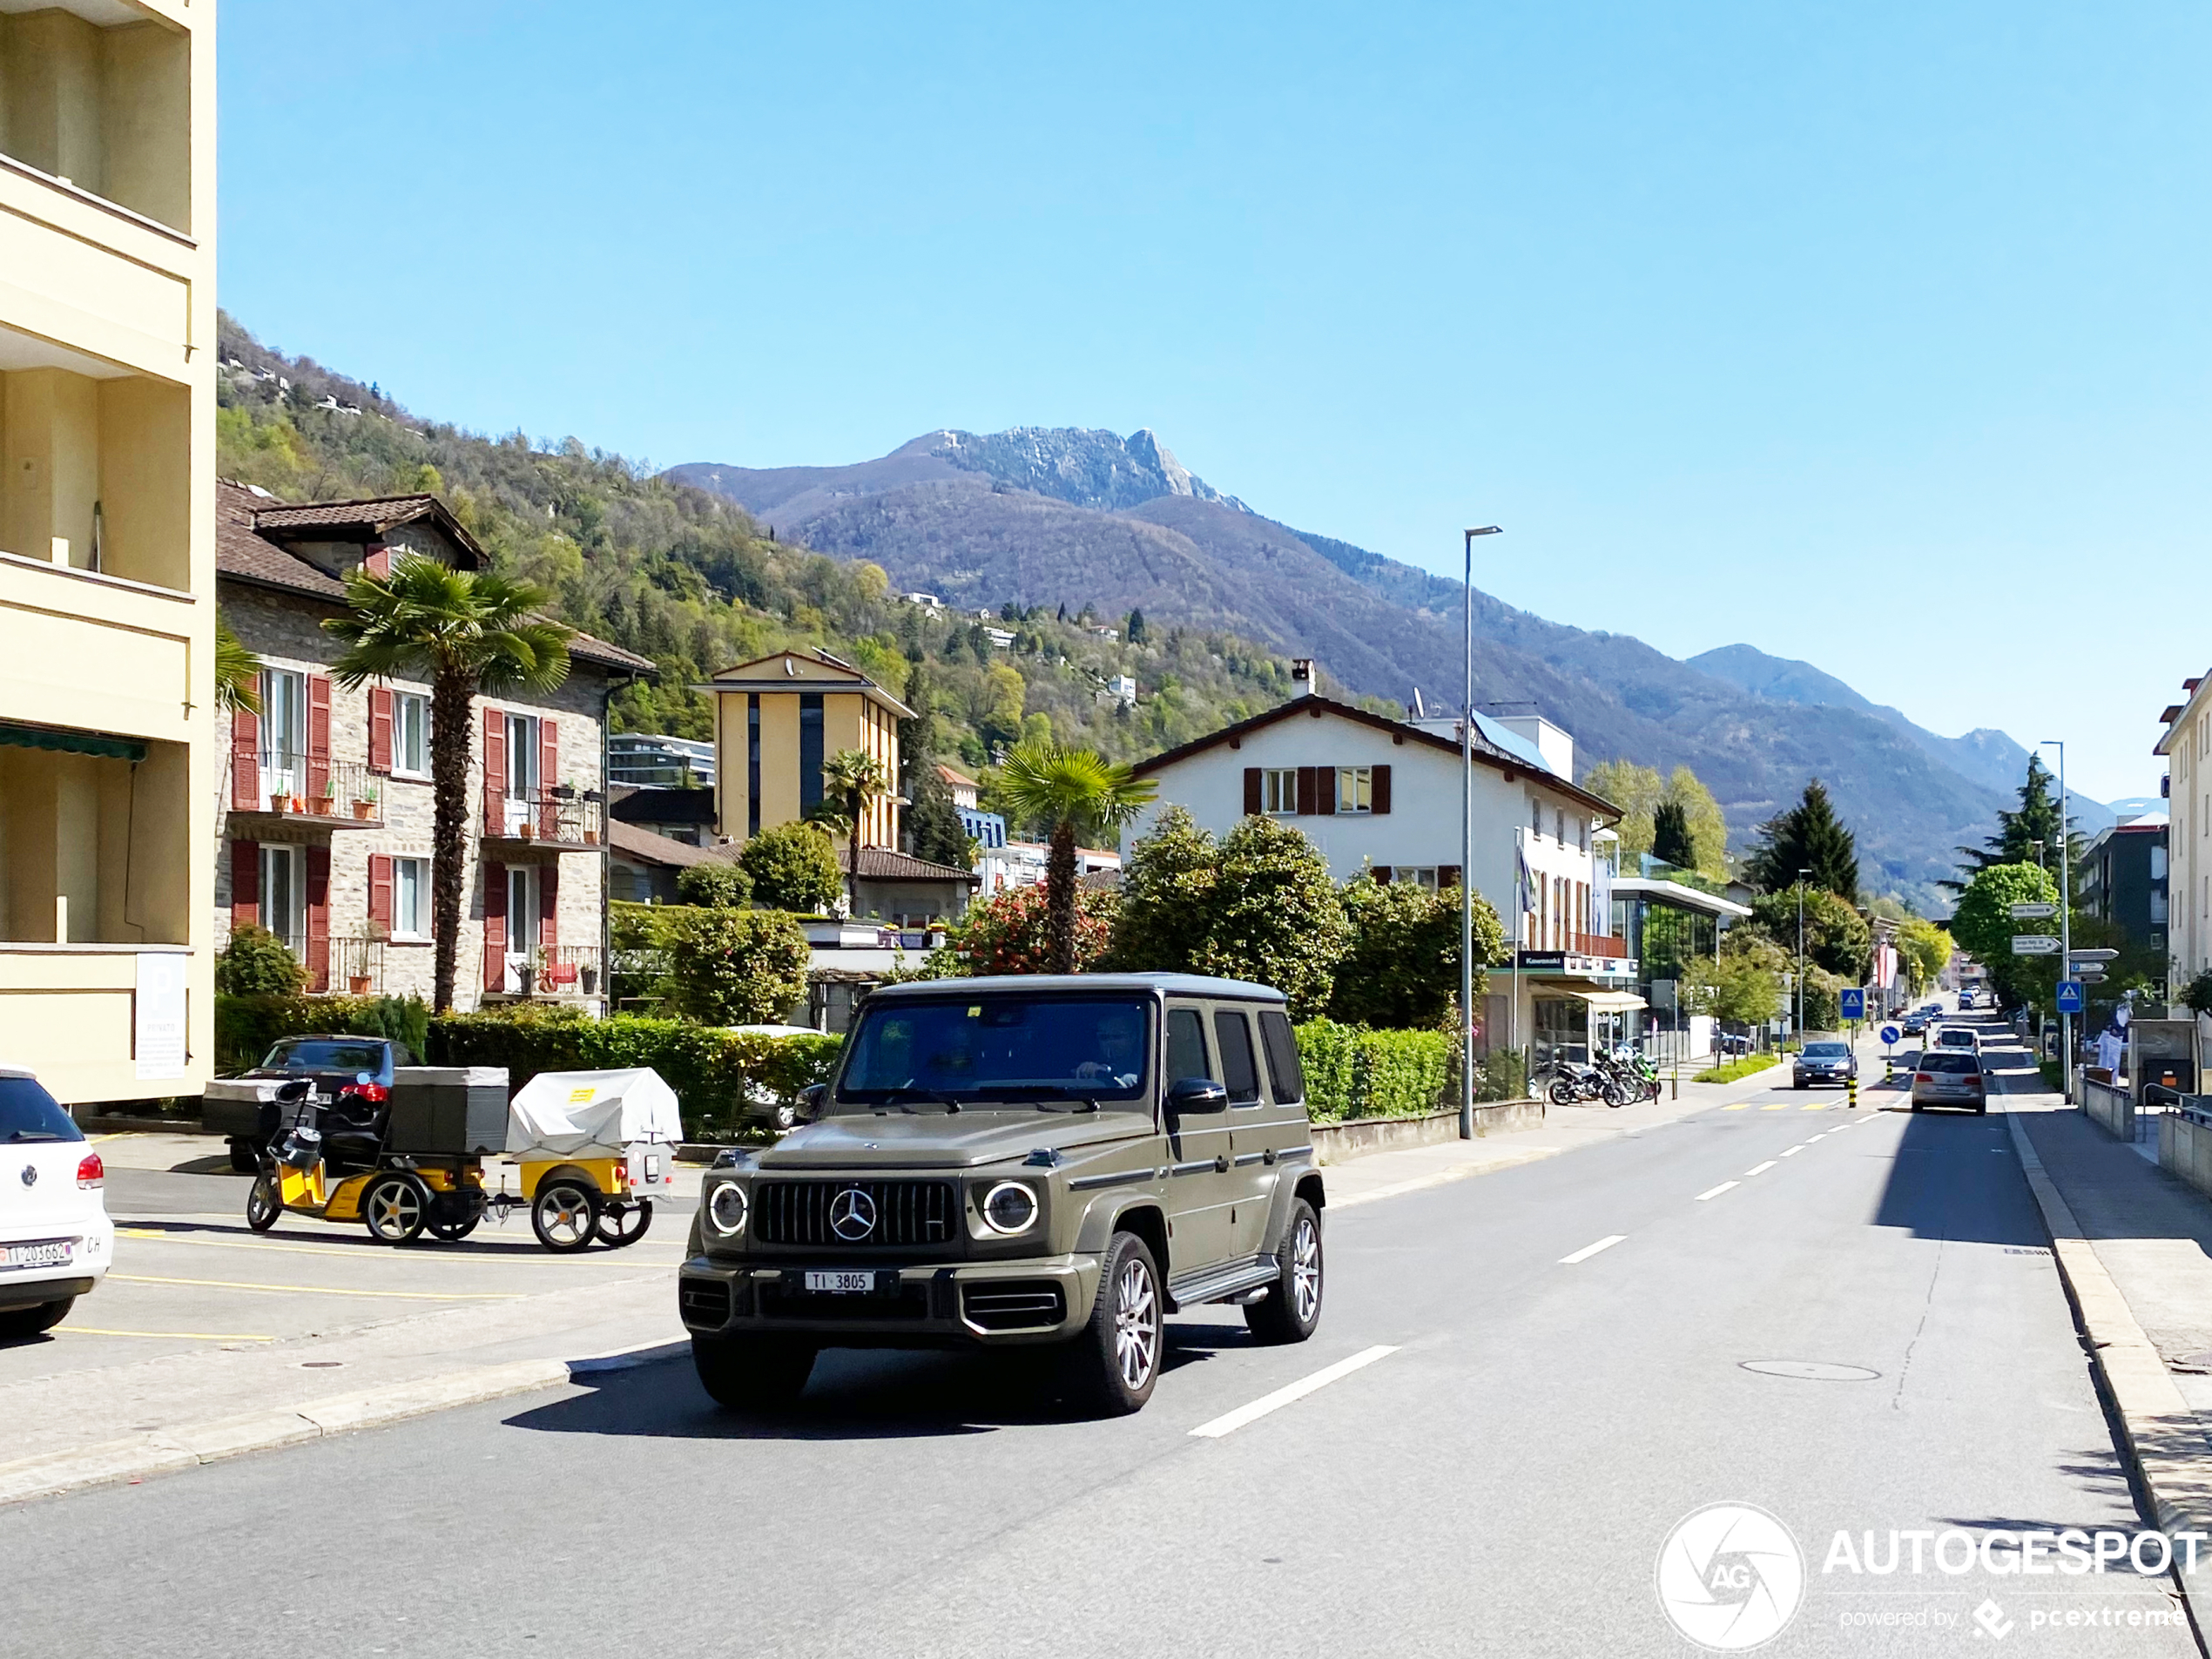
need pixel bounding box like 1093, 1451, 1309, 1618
759, 1109, 1155, 1170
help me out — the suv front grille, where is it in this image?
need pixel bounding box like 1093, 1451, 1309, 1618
754, 1180, 957, 1247
961, 1282, 1066, 1331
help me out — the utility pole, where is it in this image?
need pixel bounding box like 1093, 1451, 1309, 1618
2043, 739, 2072, 1097
1797, 867, 1810, 1040
1460, 525, 1502, 1139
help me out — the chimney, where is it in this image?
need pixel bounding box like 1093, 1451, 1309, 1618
1291, 658, 1318, 695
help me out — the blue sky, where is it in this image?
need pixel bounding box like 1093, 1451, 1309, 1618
219, 1, 2207, 802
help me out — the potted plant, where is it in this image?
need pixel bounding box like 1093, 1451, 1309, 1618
348, 969, 372, 995
353, 781, 379, 820
517, 957, 537, 995
516, 818, 535, 840
550, 779, 577, 799
580, 961, 599, 995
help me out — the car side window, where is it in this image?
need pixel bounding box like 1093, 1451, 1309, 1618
1258, 1008, 1304, 1103
1214, 1011, 1260, 1104
1165, 1008, 1212, 1085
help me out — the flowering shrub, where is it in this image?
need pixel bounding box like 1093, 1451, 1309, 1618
941, 883, 1116, 975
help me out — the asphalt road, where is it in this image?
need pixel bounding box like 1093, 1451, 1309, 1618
3, 1011, 2192, 1657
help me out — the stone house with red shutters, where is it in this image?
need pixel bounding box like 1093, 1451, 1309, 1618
212, 482, 651, 1012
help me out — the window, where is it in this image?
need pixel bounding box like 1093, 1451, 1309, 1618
1214, 1011, 1260, 1103
1531, 796, 1543, 836
260, 667, 306, 780
392, 857, 427, 938
1258, 1009, 1305, 1103
746, 694, 762, 839
799, 692, 824, 815
1165, 1008, 1212, 1084
1263, 768, 1298, 814
1579, 818, 1588, 853
1394, 867, 1442, 890
260, 844, 304, 954
393, 692, 429, 777
506, 713, 539, 800
1554, 810, 1565, 844
1335, 765, 1372, 814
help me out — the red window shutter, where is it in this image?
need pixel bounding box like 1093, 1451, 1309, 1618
305, 845, 331, 992
482, 707, 506, 830
368, 855, 394, 933
1296, 766, 1317, 816
1372, 764, 1392, 815
539, 862, 558, 947
1244, 767, 1262, 816
368, 687, 393, 773
1440, 866, 1463, 888
1373, 867, 1393, 884
483, 861, 507, 991
539, 719, 560, 838
307, 677, 333, 804
230, 708, 261, 809
1317, 767, 1337, 816
230, 840, 260, 930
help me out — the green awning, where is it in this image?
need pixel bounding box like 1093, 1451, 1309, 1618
0, 721, 147, 762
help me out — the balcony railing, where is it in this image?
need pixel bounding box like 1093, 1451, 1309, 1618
482, 786, 604, 850
1570, 932, 1630, 960
244, 754, 386, 826
331, 936, 386, 996
489, 942, 605, 1000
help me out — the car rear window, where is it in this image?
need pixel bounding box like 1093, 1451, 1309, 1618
1920, 1053, 1980, 1074
263, 1039, 391, 1078
1935, 1030, 1975, 1048
0, 1076, 84, 1143
1258, 1009, 1305, 1103
1214, 1011, 1260, 1103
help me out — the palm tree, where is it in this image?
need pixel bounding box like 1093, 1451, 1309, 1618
820, 748, 892, 915
994, 738, 1157, 974
215, 613, 263, 715
324, 555, 573, 1012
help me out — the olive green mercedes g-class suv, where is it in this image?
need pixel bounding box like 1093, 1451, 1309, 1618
678, 973, 1326, 1416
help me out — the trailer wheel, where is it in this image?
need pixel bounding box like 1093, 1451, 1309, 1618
531, 1178, 601, 1252
595, 1201, 652, 1248
362, 1173, 430, 1245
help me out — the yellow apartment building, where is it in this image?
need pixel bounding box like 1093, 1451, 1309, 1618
0, 0, 215, 1104
705, 650, 907, 853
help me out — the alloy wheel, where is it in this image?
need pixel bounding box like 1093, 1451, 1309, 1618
1291, 1216, 1321, 1324
1113, 1257, 1160, 1391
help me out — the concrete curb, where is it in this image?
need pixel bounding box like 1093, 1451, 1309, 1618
0, 1343, 685, 1509
2004, 1105, 2212, 1640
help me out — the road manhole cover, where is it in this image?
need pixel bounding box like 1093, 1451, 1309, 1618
1740, 1359, 1880, 1381
2168, 1353, 2212, 1374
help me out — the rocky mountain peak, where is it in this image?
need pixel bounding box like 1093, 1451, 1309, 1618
927, 426, 1248, 515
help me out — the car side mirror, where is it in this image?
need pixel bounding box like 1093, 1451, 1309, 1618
1167, 1077, 1229, 1115
797, 1082, 827, 1123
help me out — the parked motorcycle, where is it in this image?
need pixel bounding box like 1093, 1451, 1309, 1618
1548, 1060, 1629, 1108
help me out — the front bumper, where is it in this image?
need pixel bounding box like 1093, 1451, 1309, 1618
678, 1251, 1103, 1347
0, 1211, 112, 1311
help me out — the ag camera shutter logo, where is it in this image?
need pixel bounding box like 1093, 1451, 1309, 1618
1655, 1502, 1804, 1650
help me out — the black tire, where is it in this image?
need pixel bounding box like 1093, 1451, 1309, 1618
426, 1214, 482, 1242
229, 1139, 260, 1175
1548, 1077, 1577, 1106
361, 1172, 430, 1244
246, 1171, 282, 1233
595, 1200, 654, 1248
1064, 1231, 1164, 1416
691, 1334, 816, 1411
1602, 1080, 1629, 1108
531, 1178, 601, 1252
1245, 1198, 1323, 1345
0, 1296, 75, 1340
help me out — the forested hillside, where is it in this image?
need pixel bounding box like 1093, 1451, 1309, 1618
212, 316, 1306, 784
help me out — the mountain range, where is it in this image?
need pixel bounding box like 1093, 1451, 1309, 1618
671, 427, 2091, 911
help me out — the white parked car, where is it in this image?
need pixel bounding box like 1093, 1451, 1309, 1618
1, 1068, 112, 1339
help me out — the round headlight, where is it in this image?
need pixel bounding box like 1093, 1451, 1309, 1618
981, 1181, 1039, 1236
706, 1181, 748, 1235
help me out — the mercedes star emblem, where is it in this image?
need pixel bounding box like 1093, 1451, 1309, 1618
828, 1186, 877, 1243
20, 1164, 37, 1188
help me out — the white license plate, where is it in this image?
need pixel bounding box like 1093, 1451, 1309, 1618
804, 1270, 877, 1294
3, 1239, 73, 1271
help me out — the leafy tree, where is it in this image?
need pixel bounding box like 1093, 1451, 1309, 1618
820, 747, 892, 912
1330, 876, 1506, 1028
325, 555, 572, 1011
941, 883, 1116, 975
215, 613, 262, 715
1948, 754, 2079, 893
1896, 916, 1952, 994
669, 907, 811, 1024
1946, 862, 2061, 1013
1109, 805, 1222, 974
1582, 759, 1662, 863
2183, 968, 2212, 1018
1664, 766, 1730, 879
993, 739, 1157, 974
1747, 883, 1871, 981
1685, 933, 1785, 1028
1743, 779, 1858, 900
903, 753, 974, 869
676, 861, 753, 909
216, 923, 307, 996
738, 822, 844, 914
1651, 799, 1696, 870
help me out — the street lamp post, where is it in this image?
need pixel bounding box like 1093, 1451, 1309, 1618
2040, 739, 2071, 1098
1460, 525, 1503, 1140
1797, 868, 1810, 1041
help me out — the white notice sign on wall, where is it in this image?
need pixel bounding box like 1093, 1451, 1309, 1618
135, 952, 187, 1081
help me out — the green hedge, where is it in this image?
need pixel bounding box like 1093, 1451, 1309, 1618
214, 994, 430, 1074
427, 1008, 843, 1139
1295, 1020, 1454, 1123
1692, 1053, 1780, 1084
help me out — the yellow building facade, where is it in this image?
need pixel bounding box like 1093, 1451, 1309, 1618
705, 651, 907, 853
0, 0, 215, 1103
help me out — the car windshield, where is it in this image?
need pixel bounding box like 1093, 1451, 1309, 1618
262, 1039, 390, 1077
1804, 1043, 1849, 1058
836, 995, 1152, 1109
0, 1076, 84, 1143
1920, 1053, 1980, 1075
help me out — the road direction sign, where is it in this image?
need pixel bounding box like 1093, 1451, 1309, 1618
2010, 902, 2060, 920
2056, 981, 2085, 1014
2074, 964, 2107, 980
2068, 949, 2119, 963
2012, 934, 2061, 954
1840, 988, 1865, 1021
1880, 1025, 1900, 1047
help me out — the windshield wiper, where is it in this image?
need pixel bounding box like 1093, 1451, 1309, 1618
977, 1085, 1102, 1113
4, 1130, 66, 1143
873, 1088, 962, 1114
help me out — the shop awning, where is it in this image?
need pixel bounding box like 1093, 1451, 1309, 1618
0, 721, 146, 763
1568, 990, 1649, 1014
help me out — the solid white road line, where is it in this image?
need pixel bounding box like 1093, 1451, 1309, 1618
1744, 1161, 1777, 1177
1188, 1345, 1400, 1439
1695, 1181, 1739, 1202
1559, 1235, 1627, 1264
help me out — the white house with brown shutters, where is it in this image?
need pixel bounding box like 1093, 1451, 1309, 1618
213, 482, 651, 1009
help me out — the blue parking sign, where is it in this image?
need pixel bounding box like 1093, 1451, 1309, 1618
1839, 988, 1865, 1021
2055, 981, 2084, 1015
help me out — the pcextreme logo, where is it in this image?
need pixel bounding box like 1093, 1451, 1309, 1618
1655, 1502, 1807, 1651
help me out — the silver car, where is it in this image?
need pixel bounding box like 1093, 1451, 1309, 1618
1911, 1051, 1986, 1114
